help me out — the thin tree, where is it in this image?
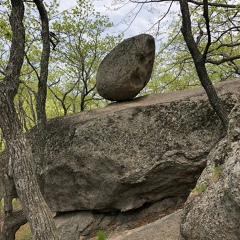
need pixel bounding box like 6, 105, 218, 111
179, 0, 229, 131
0, 0, 59, 239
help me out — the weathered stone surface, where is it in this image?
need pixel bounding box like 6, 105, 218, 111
180, 104, 240, 240
106, 209, 182, 240
55, 197, 184, 240
96, 34, 155, 101
39, 79, 240, 213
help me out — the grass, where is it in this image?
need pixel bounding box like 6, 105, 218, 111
213, 167, 223, 176
190, 183, 207, 198
193, 184, 207, 195
210, 167, 223, 184
97, 230, 109, 240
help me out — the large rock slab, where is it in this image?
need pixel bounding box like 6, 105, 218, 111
107, 209, 182, 240
55, 197, 184, 240
96, 34, 155, 101
180, 104, 240, 240
39, 79, 240, 212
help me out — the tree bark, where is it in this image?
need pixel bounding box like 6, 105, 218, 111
0, 108, 59, 239
33, 0, 50, 186
0, 0, 60, 239
179, 0, 229, 133
2, 210, 27, 240
1, 171, 27, 240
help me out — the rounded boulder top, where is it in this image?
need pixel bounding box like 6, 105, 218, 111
96, 34, 155, 102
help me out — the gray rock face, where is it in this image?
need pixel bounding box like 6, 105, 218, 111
38, 79, 240, 213
180, 104, 240, 240
106, 209, 182, 240
55, 197, 184, 240
96, 34, 155, 101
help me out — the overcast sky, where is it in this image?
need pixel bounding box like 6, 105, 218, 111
56, 0, 179, 40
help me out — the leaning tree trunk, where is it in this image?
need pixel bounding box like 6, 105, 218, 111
0, 0, 59, 239
34, 0, 49, 179
179, 0, 229, 133
0, 101, 60, 240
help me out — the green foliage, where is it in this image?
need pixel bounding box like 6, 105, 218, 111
210, 167, 223, 183
146, 1, 240, 94
0, 0, 121, 128
97, 230, 108, 240
192, 183, 207, 196
213, 167, 223, 176
48, 0, 122, 113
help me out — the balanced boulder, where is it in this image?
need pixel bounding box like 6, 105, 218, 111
96, 34, 155, 101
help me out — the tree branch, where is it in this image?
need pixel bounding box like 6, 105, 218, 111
24, 52, 40, 80
33, 0, 50, 127
0, 0, 25, 98
130, 0, 239, 8
207, 55, 240, 65
179, 0, 229, 131
19, 79, 37, 96
202, 0, 211, 59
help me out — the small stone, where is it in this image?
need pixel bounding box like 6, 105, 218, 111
96, 34, 155, 101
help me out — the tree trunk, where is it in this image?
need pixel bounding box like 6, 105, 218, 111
32, 0, 50, 196
1, 172, 27, 240
179, 0, 229, 133
2, 210, 27, 240
0, 0, 60, 239
0, 104, 59, 239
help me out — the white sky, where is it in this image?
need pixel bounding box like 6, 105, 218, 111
57, 0, 179, 41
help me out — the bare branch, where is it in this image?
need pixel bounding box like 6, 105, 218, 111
122, 2, 146, 33
19, 79, 37, 96
188, 0, 239, 8
24, 52, 40, 80
130, 0, 239, 8
207, 55, 240, 65
214, 42, 240, 51
47, 78, 61, 87
211, 26, 240, 45
195, 22, 203, 45
147, 1, 174, 34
